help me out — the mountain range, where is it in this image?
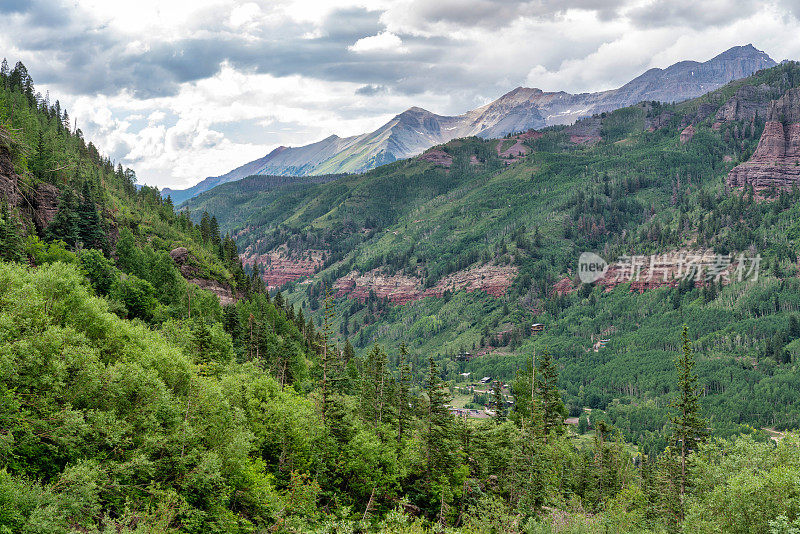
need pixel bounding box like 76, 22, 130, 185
163, 44, 775, 204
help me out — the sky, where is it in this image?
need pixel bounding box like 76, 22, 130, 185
2, 0, 800, 189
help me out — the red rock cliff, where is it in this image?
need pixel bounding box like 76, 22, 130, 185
727, 88, 800, 194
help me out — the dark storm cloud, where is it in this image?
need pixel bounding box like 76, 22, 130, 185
388, 0, 628, 30
355, 84, 388, 96
626, 0, 752, 29
3, 2, 449, 98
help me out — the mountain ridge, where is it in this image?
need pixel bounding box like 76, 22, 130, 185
163, 44, 775, 204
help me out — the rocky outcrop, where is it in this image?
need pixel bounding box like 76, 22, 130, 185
242, 245, 326, 289
680, 125, 695, 144
334, 263, 517, 304
419, 149, 452, 167
0, 144, 59, 231
169, 246, 199, 277
727, 88, 800, 194
566, 116, 602, 145
169, 246, 236, 304
714, 84, 774, 127
187, 277, 236, 306
598, 250, 737, 292
553, 277, 575, 296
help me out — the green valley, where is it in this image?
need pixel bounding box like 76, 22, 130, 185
3, 45, 800, 533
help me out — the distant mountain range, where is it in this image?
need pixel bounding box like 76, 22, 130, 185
164, 44, 775, 204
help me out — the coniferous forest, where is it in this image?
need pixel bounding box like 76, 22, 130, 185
4, 52, 800, 534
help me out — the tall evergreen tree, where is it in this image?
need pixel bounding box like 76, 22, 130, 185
45, 187, 80, 246
671, 325, 708, 516
397, 342, 412, 443
536, 348, 566, 439
423, 355, 453, 491
77, 180, 107, 251
0, 201, 24, 263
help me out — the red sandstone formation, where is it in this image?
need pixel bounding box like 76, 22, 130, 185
680, 125, 695, 144
334, 263, 517, 304
553, 277, 575, 296
242, 245, 326, 289
727, 88, 800, 194
598, 250, 740, 292
419, 148, 453, 167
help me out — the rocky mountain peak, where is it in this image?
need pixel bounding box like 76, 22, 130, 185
168, 44, 778, 202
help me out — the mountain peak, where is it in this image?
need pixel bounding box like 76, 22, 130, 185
168, 44, 780, 201
402, 106, 431, 114
712, 44, 773, 62
266, 145, 288, 157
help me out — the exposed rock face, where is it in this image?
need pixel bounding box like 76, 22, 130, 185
169, 246, 190, 264
169, 246, 237, 304
565, 116, 602, 145
680, 125, 695, 144
187, 277, 236, 306
419, 148, 453, 167
32, 183, 59, 229
169, 246, 198, 277
242, 245, 326, 289
598, 250, 736, 292
715, 84, 774, 125
166, 45, 775, 202
553, 277, 575, 296
0, 144, 59, 231
727, 88, 800, 193
495, 131, 536, 163
334, 263, 517, 304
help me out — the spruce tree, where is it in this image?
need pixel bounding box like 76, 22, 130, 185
46, 187, 80, 246
397, 342, 412, 443
77, 180, 107, 251
537, 347, 566, 439
670, 325, 708, 515
343, 339, 355, 364
423, 355, 452, 489
0, 201, 24, 263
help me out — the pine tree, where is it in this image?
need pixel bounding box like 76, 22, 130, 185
318, 285, 341, 420
510, 354, 546, 509
423, 355, 452, 490
0, 202, 24, 263
360, 344, 388, 425
343, 339, 355, 364
537, 347, 566, 439
200, 211, 211, 243
46, 187, 80, 246
209, 215, 221, 247
77, 180, 107, 251
670, 325, 708, 516
397, 342, 412, 443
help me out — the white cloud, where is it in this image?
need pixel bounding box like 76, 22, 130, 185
348, 31, 408, 54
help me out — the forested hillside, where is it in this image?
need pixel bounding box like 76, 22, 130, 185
185, 61, 800, 446
5, 59, 800, 534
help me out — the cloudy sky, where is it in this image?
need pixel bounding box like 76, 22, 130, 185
2, 0, 800, 189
